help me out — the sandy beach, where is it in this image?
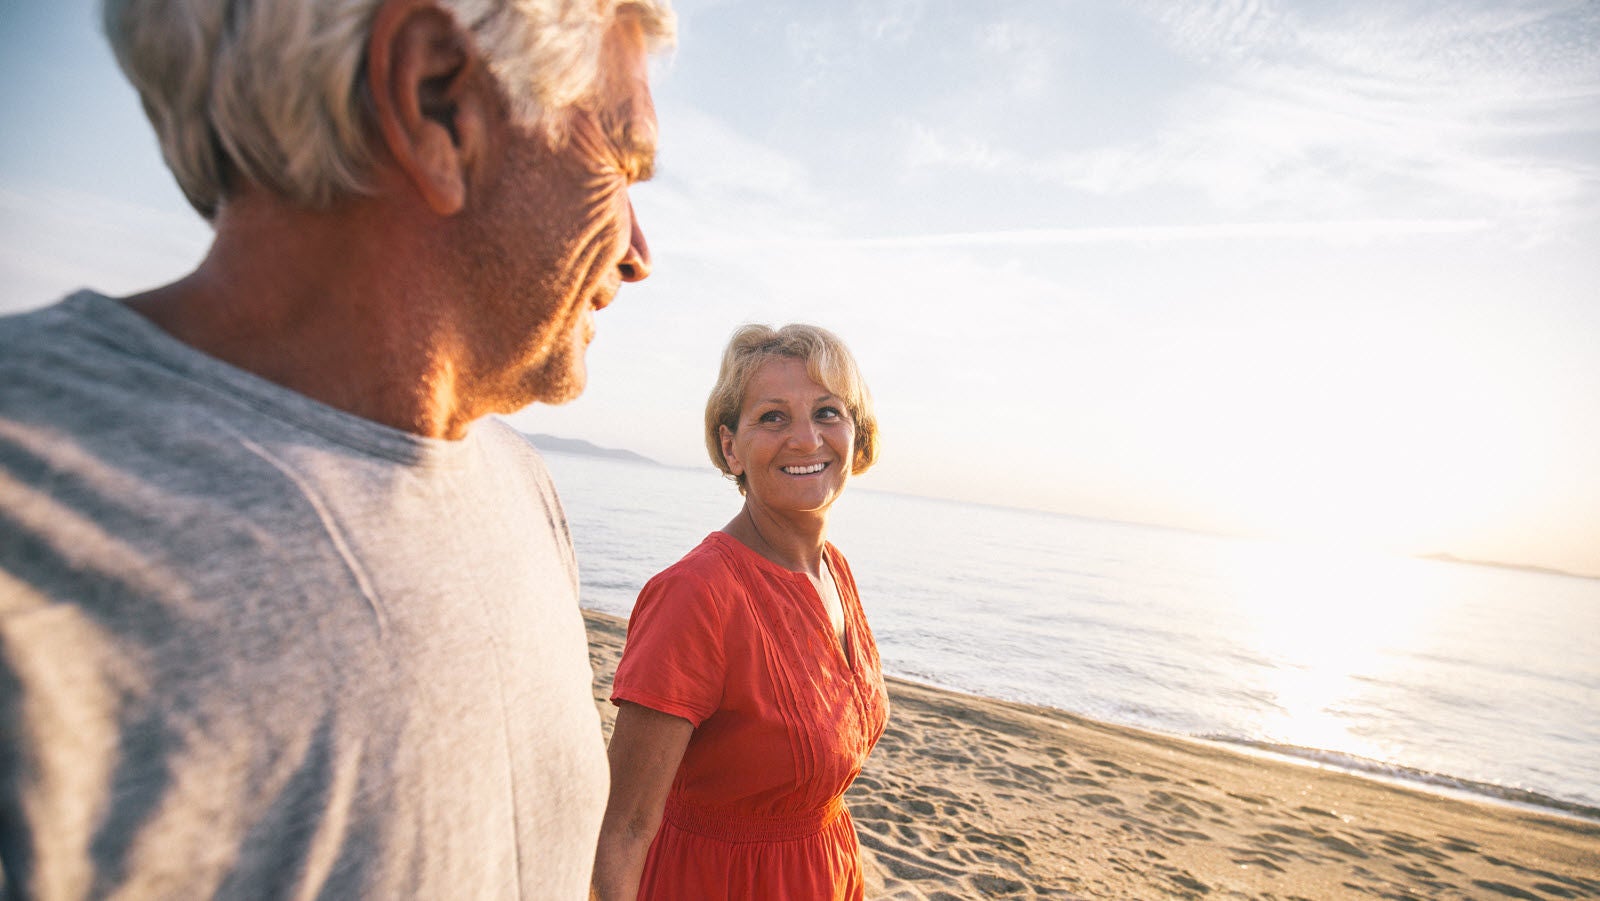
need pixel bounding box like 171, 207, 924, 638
583, 610, 1600, 899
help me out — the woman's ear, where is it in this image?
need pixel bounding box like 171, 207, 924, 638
854, 425, 873, 473
719, 424, 743, 476
366, 0, 491, 215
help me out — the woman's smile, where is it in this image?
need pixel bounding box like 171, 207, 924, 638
782, 462, 828, 475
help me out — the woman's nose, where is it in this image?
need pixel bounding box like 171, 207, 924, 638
789, 419, 823, 449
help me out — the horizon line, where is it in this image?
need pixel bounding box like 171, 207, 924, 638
525, 432, 1598, 583
655, 218, 1495, 253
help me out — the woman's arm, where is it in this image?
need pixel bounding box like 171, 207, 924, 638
591, 702, 695, 901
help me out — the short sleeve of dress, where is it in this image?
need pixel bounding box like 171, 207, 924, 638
611, 561, 728, 728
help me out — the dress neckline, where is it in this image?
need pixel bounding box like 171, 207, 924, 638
708, 531, 855, 670
708, 529, 835, 582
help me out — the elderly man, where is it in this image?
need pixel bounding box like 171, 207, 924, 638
0, 0, 673, 896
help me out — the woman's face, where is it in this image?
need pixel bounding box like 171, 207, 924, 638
721, 357, 856, 516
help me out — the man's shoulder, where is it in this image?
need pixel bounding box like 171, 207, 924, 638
1, 292, 160, 433
0, 291, 193, 408
470, 421, 561, 491
473, 418, 542, 458
0, 291, 107, 359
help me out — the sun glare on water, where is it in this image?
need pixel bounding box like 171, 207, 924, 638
1221, 542, 1448, 760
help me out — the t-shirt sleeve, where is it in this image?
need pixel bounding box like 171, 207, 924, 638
610, 565, 728, 727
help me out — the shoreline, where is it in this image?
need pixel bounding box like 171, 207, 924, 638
1193, 737, 1600, 827
583, 609, 1600, 899
886, 672, 1600, 825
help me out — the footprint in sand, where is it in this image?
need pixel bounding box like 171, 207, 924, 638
966, 874, 1027, 895
1368, 832, 1450, 864
853, 802, 911, 825
1230, 854, 1286, 874
1529, 879, 1588, 899
1146, 791, 1202, 820
1161, 827, 1211, 842
1159, 867, 1211, 895
1470, 879, 1548, 900
1394, 863, 1436, 880
1311, 832, 1369, 859
1229, 841, 1291, 865
859, 835, 968, 883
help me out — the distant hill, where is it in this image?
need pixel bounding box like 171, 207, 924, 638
1420, 552, 1591, 581
524, 433, 662, 467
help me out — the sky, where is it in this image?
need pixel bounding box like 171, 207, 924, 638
2, 0, 1598, 577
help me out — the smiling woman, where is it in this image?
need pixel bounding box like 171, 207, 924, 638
592, 323, 889, 901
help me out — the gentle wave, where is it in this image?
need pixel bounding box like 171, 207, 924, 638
1199, 737, 1600, 824
885, 668, 1600, 823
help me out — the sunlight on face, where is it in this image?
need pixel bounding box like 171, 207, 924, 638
1222, 541, 1447, 759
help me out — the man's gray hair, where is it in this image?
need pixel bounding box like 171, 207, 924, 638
103, 0, 675, 219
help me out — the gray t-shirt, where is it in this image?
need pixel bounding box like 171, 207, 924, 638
0, 292, 608, 898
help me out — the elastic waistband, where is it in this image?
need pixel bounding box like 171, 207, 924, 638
662, 796, 847, 843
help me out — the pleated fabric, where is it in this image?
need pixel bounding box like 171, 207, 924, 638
612, 531, 889, 900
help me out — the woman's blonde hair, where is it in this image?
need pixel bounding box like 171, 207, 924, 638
102, 0, 675, 218
704, 323, 880, 492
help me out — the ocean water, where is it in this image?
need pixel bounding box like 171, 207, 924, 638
540, 450, 1600, 820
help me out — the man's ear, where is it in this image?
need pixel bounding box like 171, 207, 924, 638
367, 0, 490, 216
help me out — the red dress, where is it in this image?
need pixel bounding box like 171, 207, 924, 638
611, 531, 889, 900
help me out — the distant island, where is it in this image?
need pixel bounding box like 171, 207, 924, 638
1418, 552, 1592, 581
524, 433, 663, 467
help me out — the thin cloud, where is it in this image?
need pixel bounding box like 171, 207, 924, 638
976, 17, 1059, 99
654, 218, 1493, 253
858, 0, 925, 45
1146, 0, 1283, 62
900, 1, 1599, 231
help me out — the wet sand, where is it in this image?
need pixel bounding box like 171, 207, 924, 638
583, 610, 1600, 899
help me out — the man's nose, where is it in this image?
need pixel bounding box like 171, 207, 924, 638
617, 199, 651, 283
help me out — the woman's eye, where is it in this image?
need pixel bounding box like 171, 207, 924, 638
758, 411, 784, 424
816, 406, 844, 422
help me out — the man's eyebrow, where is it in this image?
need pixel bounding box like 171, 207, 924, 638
621, 134, 656, 182
604, 98, 657, 182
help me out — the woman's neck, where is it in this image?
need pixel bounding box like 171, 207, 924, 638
725, 502, 828, 577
